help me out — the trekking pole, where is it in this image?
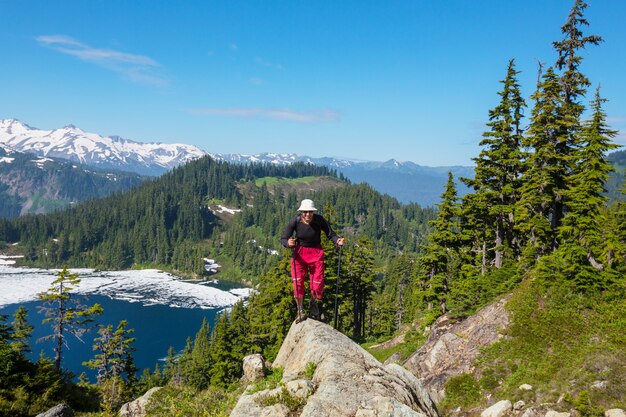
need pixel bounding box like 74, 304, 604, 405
333, 245, 343, 330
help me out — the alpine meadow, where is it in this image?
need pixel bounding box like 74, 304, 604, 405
1, 1, 625, 416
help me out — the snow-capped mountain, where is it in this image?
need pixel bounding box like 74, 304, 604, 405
0, 119, 206, 176
1, 118, 473, 206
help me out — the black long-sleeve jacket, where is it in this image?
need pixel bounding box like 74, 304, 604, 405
280, 214, 339, 248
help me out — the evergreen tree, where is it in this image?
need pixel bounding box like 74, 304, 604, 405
516, 67, 568, 259
185, 318, 213, 390
462, 59, 526, 268
419, 173, 462, 315
557, 87, 619, 288
247, 255, 294, 361
549, 0, 603, 234
10, 306, 34, 354
344, 236, 375, 339
84, 320, 137, 384
37, 267, 104, 370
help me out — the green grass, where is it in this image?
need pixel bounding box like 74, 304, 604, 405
246, 367, 284, 395
254, 176, 317, 187
257, 387, 306, 411
143, 384, 242, 417
362, 330, 426, 363
471, 278, 626, 412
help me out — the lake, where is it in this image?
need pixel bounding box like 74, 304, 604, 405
0, 265, 251, 381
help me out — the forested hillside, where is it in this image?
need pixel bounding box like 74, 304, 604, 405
0, 147, 143, 219
0, 155, 435, 281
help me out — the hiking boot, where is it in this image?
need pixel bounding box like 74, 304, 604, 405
309, 298, 325, 321
295, 309, 307, 324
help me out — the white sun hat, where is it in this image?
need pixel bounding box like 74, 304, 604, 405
298, 199, 317, 212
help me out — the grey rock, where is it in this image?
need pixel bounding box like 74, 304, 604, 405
519, 384, 534, 391
514, 400, 526, 410
384, 352, 403, 365
404, 297, 510, 402
606, 409, 626, 417
119, 387, 162, 417
230, 319, 439, 417
544, 411, 571, 417
481, 400, 512, 417
520, 408, 539, 417
243, 353, 266, 383
36, 404, 74, 417
260, 403, 290, 417
591, 380, 608, 389
285, 379, 315, 399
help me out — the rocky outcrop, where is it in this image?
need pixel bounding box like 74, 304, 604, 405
230, 319, 439, 417
119, 387, 162, 417
404, 297, 510, 401
35, 404, 74, 417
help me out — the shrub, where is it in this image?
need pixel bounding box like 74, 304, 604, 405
304, 362, 317, 380
246, 367, 283, 394
258, 387, 306, 411
441, 374, 481, 409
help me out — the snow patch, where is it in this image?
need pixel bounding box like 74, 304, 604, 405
0, 266, 249, 309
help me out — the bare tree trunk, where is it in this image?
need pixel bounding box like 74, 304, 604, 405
587, 251, 604, 271
481, 241, 487, 276
494, 220, 504, 269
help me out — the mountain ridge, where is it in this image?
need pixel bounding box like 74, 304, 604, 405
0, 118, 206, 177
1, 118, 473, 205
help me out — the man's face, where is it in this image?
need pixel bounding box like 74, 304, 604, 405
301, 210, 314, 222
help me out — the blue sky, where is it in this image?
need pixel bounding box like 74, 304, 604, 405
1, 1, 625, 166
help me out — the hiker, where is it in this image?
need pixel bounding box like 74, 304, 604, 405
280, 199, 345, 323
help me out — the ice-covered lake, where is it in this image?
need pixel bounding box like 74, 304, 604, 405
0, 262, 254, 380
0, 265, 253, 309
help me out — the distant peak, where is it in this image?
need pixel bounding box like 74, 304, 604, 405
0, 118, 36, 132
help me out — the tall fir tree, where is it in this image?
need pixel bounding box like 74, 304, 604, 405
516, 67, 568, 259
557, 87, 619, 288
185, 317, 213, 390
343, 236, 375, 339
10, 306, 34, 354
37, 267, 103, 370
419, 172, 462, 314
550, 0, 603, 233
462, 59, 526, 268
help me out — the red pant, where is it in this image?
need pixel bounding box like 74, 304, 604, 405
290, 245, 325, 299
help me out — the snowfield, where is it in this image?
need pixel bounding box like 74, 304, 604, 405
0, 265, 254, 309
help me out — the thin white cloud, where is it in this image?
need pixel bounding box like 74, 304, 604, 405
36, 35, 166, 86
256, 57, 284, 71
249, 77, 264, 85
190, 108, 341, 123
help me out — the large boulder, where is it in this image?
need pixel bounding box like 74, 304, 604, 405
119, 387, 162, 417
230, 319, 439, 417
242, 353, 266, 383
404, 297, 510, 402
